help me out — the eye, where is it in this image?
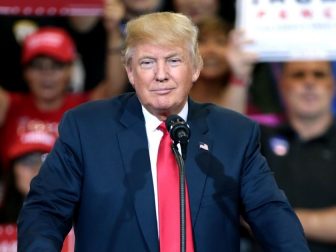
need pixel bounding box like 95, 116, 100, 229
140, 59, 155, 69
290, 71, 305, 80
313, 71, 328, 79
167, 57, 182, 66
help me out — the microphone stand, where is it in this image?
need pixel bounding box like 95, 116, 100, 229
171, 143, 186, 252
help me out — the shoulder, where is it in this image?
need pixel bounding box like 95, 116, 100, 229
189, 100, 260, 147
260, 123, 292, 140
190, 100, 257, 129
65, 92, 135, 118
58, 93, 138, 133
8, 92, 32, 106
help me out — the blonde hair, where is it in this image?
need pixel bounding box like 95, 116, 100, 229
123, 12, 203, 70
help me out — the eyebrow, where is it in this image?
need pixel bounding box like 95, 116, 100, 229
165, 53, 181, 58
138, 56, 156, 62
138, 52, 183, 61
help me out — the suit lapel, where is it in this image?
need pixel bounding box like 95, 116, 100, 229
186, 100, 212, 226
117, 95, 159, 252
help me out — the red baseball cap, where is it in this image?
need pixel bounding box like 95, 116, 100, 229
7, 130, 56, 163
22, 27, 76, 64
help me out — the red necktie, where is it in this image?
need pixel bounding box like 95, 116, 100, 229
157, 122, 194, 252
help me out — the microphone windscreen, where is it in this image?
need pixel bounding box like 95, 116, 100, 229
165, 115, 190, 144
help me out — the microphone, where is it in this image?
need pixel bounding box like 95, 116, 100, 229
165, 115, 190, 160
166, 115, 190, 251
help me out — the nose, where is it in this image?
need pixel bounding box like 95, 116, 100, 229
155, 61, 168, 82
302, 74, 319, 89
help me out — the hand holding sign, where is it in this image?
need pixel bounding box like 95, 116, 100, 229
225, 29, 258, 83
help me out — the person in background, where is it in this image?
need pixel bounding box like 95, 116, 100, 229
190, 16, 257, 114
0, 27, 118, 175
0, 16, 63, 92
261, 60, 336, 252
18, 12, 309, 251
0, 130, 55, 223
190, 16, 283, 126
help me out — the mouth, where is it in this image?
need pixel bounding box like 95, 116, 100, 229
151, 87, 174, 95
300, 92, 319, 103
39, 81, 57, 89
203, 56, 227, 69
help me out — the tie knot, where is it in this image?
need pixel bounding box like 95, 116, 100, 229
158, 122, 168, 135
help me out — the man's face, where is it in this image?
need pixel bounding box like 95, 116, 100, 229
198, 32, 229, 79
125, 43, 200, 119
280, 61, 334, 119
24, 57, 72, 102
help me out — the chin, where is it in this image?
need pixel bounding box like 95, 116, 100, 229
297, 110, 322, 119
39, 94, 61, 102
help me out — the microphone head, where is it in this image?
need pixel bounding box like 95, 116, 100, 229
165, 114, 190, 144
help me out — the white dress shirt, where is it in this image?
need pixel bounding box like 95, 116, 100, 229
142, 103, 188, 232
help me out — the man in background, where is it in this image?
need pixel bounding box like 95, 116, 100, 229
261, 60, 336, 251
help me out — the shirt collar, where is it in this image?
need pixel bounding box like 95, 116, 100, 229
279, 118, 336, 144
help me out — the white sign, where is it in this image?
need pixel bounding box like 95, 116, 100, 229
236, 0, 336, 61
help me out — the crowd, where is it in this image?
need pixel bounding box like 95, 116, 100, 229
0, 0, 335, 251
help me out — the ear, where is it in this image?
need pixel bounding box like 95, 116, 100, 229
125, 64, 135, 86
192, 67, 201, 82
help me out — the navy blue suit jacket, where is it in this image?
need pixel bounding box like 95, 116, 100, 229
18, 93, 309, 251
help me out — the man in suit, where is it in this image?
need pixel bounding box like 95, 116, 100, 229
18, 12, 309, 251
